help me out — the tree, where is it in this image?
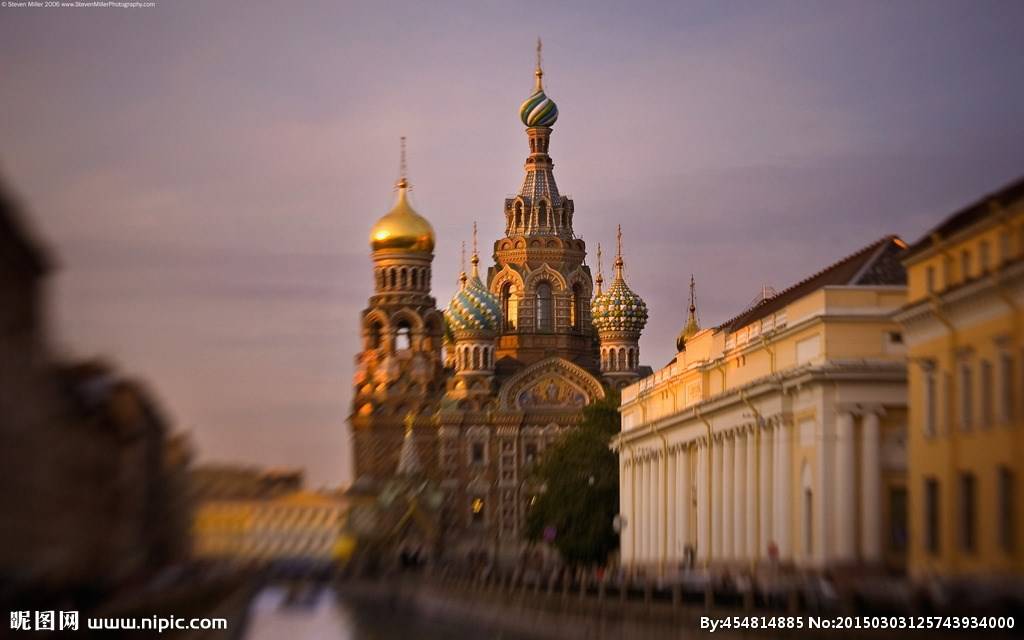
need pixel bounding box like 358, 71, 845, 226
525, 389, 620, 566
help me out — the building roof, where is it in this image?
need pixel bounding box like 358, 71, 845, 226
717, 235, 907, 334
904, 174, 1024, 261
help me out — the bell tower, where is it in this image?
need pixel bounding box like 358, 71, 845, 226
350, 139, 445, 482
488, 40, 597, 374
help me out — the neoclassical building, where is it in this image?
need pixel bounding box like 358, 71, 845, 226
347, 47, 649, 561
895, 176, 1024, 580
613, 237, 910, 575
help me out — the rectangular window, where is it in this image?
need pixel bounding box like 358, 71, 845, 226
960, 472, 977, 552
1001, 353, 1016, 424
924, 369, 937, 437
961, 363, 973, 431
926, 266, 936, 293
890, 486, 908, 553
925, 478, 940, 555
961, 250, 972, 281
999, 467, 1015, 553
980, 240, 991, 273
470, 441, 486, 465
524, 442, 538, 467
981, 359, 994, 428
1001, 233, 1012, 265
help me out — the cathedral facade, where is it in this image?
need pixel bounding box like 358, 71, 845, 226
348, 49, 649, 561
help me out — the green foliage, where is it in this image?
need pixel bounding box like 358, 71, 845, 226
525, 389, 621, 566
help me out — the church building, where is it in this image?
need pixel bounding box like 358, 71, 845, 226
347, 45, 649, 561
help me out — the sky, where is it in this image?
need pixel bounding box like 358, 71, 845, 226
2, 0, 1023, 487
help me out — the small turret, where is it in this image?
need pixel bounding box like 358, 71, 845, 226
591, 226, 648, 388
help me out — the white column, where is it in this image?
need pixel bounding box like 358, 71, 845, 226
622, 457, 632, 565
637, 458, 646, 563
759, 425, 773, 560
712, 439, 723, 561
655, 453, 663, 568
834, 411, 857, 561
667, 448, 675, 565
861, 412, 882, 562
745, 429, 757, 559
679, 446, 691, 562
777, 422, 791, 559
697, 441, 709, 564
646, 458, 655, 564
722, 435, 734, 561
734, 431, 747, 561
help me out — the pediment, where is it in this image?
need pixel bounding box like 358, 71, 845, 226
497, 357, 605, 411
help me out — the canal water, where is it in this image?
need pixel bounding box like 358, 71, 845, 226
244, 586, 539, 640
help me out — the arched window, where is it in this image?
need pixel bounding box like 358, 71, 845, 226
538, 201, 548, 227
395, 321, 412, 351
618, 347, 626, 371
502, 282, 518, 330
399, 268, 408, 289
388, 269, 396, 289
471, 346, 480, 370
536, 282, 553, 332
571, 283, 583, 330
514, 203, 523, 229
412, 269, 419, 289
367, 321, 383, 350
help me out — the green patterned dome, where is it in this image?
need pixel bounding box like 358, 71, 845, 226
592, 276, 648, 336
519, 88, 558, 127
446, 270, 501, 336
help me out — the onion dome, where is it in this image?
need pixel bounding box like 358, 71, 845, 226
519, 40, 559, 127
445, 239, 501, 336
591, 229, 648, 336
369, 177, 435, 253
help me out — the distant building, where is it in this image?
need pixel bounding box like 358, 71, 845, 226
190, 464, 304, 501
193, 489, 350, 566
895, 176, 1024, 579
614, 237, 910, 574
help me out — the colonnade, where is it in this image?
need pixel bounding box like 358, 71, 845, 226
619, 410, 884, 572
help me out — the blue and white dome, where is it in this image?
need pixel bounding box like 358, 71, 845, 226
446, 271, 501, 336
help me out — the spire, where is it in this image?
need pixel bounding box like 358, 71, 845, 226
459, 241, 467, 289
534, 37, 544, 91
595, 243, 604, 295
685, 275, 700, 338
396, 412, 421, 476
470, 221, 480, 278
396, 136, 408, 190
614, 224, 625, 280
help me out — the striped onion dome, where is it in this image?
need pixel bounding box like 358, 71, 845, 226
519, 88, 559, 127
445, 269, 501, 336
591, 256, 648, 337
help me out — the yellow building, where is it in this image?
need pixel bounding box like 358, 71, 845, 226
193, 490, 351, 565
895, 176, 1024, 579
614, 237, 910, 575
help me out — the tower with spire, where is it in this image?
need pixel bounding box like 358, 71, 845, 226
350, 138, 446, 484
444, 223, 501, 409
592, 226, 649, 388
488, 39, 596, 371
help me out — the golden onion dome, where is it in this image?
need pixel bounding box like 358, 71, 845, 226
369, 178, 435, 253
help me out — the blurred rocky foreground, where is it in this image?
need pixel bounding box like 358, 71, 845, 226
0, 181, 256, 637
